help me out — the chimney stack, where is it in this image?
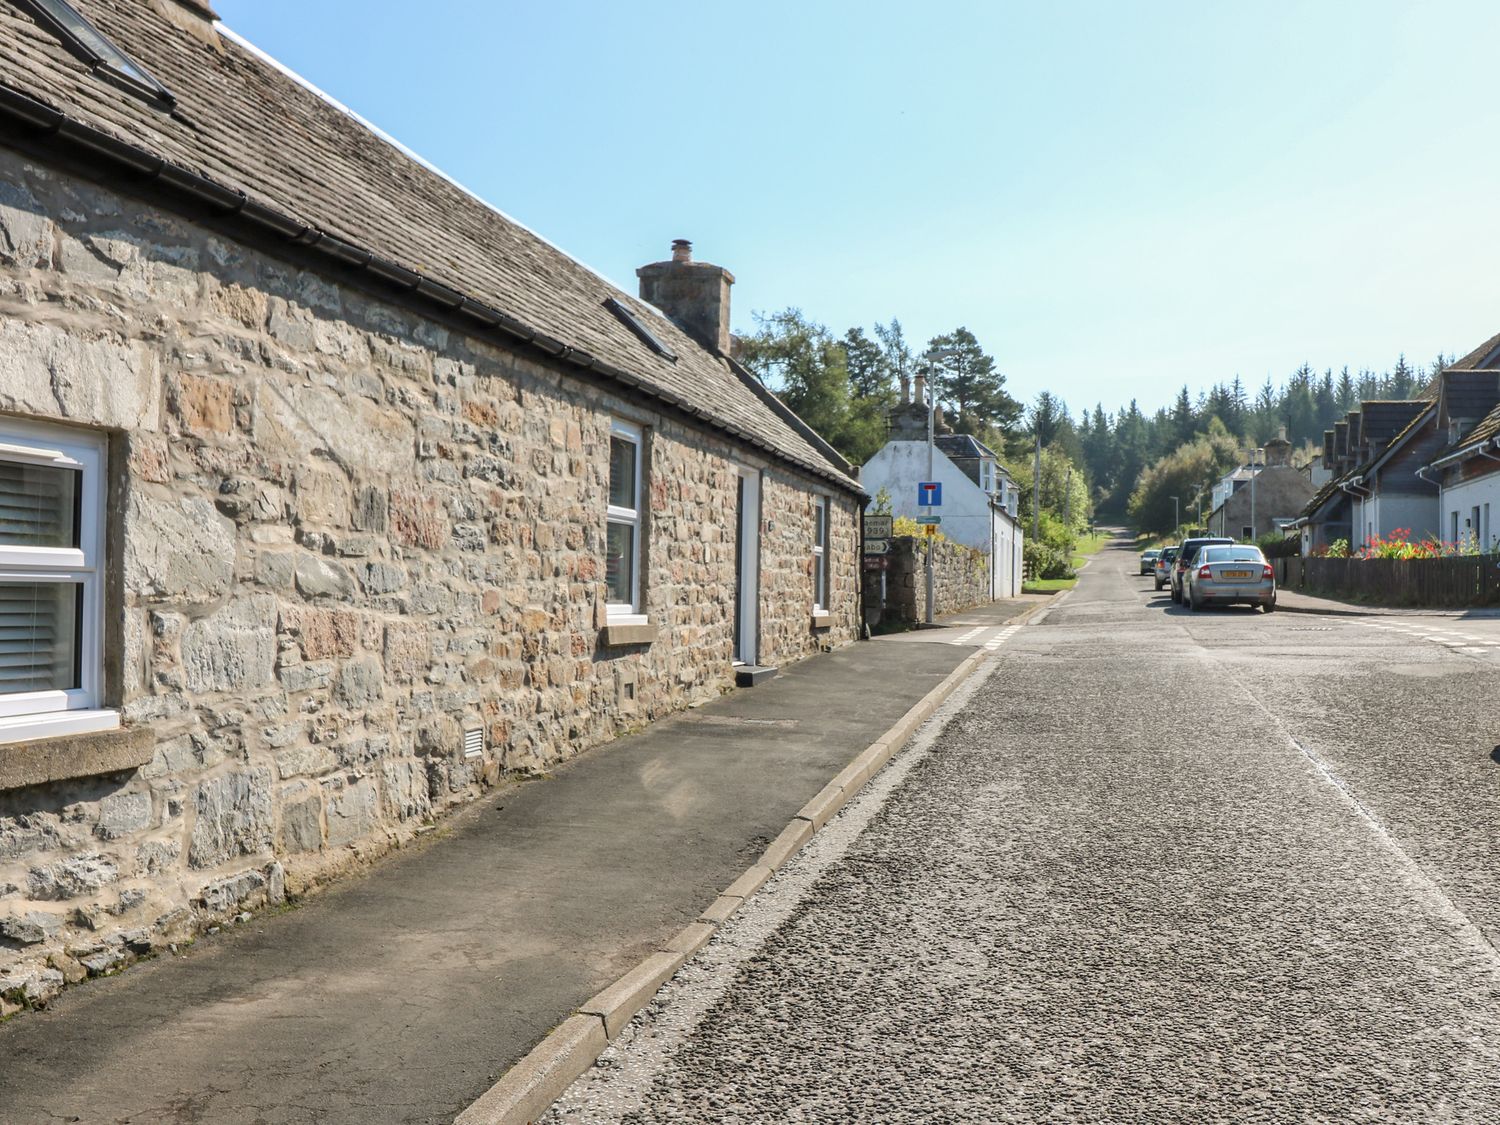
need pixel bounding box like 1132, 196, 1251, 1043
150, 0, 222, 47
913, 373, 927, 406
1264, 432, 1292, 468
899, 372, 910, 405
636, 239, 734, 356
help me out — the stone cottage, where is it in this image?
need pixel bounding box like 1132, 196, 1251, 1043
0, 0, 863, 1004
860, 374, 1023, 600
1204, 434, 1314, 541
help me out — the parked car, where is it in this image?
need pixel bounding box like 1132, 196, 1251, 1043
1170, 536, 1234, 603
1183, 544, 1276, 612
1153, 546, 1179, 590
1139, 548, 1160, 575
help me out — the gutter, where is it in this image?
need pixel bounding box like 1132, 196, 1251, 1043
0, 82, 863, 496
1339, 477, 1372, 500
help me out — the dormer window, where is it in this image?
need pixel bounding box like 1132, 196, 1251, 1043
15, 0, 176, 108
979, 460, 995, 493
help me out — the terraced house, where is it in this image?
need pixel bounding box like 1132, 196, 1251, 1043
0, 0, 863, 1003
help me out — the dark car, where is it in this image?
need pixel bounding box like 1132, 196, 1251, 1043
1170, 536, 1234, 603
1153, 545, 1179, 590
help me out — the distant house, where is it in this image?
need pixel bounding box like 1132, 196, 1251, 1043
860, 376, 1024, 599
0, 0, 864, 995
1206, 435, 1315, 541
1418, 335, 1500, 547
1305, 445, 1334, 490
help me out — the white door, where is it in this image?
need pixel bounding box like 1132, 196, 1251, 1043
734, 467, 760, 666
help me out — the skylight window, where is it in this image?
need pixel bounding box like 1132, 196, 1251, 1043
16, 0, 176, 107
604, 297, 677, 362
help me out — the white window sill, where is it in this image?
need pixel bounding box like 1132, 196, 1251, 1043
810, 610, 832, 628
606, 613, 648, 627
0, 708, 120, 746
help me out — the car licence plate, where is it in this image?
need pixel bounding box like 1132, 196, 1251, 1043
1220, 569, 1252, 579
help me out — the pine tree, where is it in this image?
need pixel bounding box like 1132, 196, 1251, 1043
924, 327, 1023, 441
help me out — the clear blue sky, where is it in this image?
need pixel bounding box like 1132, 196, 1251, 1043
217, 1, 1500, 417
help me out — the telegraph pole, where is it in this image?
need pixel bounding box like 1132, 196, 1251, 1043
1032, 432, 1041, 542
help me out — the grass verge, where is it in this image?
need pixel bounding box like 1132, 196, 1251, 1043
1023, 530, 1112, 594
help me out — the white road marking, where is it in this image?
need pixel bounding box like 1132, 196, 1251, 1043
984, 625, 1021, 651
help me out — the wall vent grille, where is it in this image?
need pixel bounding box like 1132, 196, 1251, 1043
463, 727, 484, 759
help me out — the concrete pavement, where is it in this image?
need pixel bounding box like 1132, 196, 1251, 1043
551, 533, 1500, 1122
0, 598, 1034, 1125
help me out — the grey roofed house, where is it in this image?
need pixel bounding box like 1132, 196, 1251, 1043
0, 0, 867, 1002
1293, 399, 1431, 550
0, 0, 857, 492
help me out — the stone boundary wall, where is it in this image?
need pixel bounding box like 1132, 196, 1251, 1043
0, 150, 858, 1007
869, 535, 991, 625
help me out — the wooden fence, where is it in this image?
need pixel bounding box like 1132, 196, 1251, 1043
1275, 555, 1500, 608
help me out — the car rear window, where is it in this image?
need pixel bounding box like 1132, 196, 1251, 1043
1179, 538, 1232, 562
1201, 547, 1264, 563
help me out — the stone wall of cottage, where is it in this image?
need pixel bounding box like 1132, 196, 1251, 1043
0, 151, 859, 1006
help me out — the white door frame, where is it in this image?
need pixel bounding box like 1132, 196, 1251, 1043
734, 466, 761, 666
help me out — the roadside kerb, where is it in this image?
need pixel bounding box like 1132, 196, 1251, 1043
454, 645, 994, 1125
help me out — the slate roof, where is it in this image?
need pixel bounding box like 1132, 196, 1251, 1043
1426, 398, 1500, 467
1361, 401, 1436, 479
1451, 331, 1500, 371
1462, 401, 1500, 450
1297, 473, 1351, 523
1439, 369, 1500, 425
935, 434, 999, 462
0, 0, 858, 490
1297, 400, 1428, 522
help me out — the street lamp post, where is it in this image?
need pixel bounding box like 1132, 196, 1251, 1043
925, 374, 935, 625
1169, 495, 1180, 534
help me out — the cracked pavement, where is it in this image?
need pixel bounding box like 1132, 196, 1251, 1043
549, 537, 1500, 1123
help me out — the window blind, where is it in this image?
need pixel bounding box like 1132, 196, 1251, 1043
0, 582, 80, 693
0, 460, 79, 548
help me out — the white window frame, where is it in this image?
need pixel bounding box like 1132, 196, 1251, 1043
812, 495, 830, 613
605, 419, 646, 625
0, 417, 116, 742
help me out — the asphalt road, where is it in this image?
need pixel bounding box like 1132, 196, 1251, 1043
549, 536, 1500, 1123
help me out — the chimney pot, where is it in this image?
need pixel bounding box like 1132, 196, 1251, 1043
671, 239, 692, 263
913, 374, 927, 406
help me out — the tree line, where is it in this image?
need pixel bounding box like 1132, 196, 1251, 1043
737, 306, 1447, 544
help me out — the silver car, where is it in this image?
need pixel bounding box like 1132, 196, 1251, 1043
1139, 548, 1160, 575
1183, 544, 1276, 612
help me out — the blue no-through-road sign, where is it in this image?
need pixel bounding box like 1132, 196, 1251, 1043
917, 481, 942, 507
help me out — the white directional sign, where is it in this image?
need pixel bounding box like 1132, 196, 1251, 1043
863, 515, 893, 540
863, 539, 890, 556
